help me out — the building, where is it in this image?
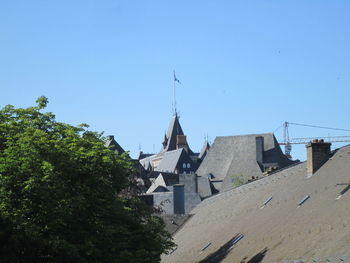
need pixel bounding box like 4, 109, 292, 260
138, 114, 212, 215
139, 113, 209, 174
105, 135, 126, 155
196, 133, 298, 196
162, 141, 350, 263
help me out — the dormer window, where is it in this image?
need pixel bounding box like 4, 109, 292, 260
182, 163, 186, 168
187, 163, 191, 168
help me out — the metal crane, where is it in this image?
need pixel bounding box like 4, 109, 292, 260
277, 122, 350, 159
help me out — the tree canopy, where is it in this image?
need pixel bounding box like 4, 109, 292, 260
0, 97, 174, 263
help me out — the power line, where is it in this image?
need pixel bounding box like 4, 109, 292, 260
278, 121, 350, 159
288, 122, 350, 132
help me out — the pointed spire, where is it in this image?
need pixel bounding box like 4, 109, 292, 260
161, 113, 194, 154
162, 132, 168, 148
199, 138, 210, 161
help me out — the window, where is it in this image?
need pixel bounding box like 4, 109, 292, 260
182, 163, 186, 168
187, 163, 191, 168
262, 196, 273, 207
298, 195, 310, 206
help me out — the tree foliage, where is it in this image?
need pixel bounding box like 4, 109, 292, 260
0, 97, 174, 263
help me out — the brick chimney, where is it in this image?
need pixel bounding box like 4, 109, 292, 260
306, 139, 331, 176
176, 135, 189, 152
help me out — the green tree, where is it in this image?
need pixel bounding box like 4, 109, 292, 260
0, 97, 174, 263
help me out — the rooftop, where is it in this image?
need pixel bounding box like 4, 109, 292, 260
163, 145, 350, 262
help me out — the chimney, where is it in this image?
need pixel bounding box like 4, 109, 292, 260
176, 135, 188, 152
255, 136, 264, 164
306, 139, 331, 176
173, 184, 185, 214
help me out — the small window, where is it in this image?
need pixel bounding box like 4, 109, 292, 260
187, 163, 191, 168
182, 163, 186, 168
262, 196, 273, 207
298, 195, 310, 206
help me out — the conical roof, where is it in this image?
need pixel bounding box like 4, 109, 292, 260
162, 114, 186, 152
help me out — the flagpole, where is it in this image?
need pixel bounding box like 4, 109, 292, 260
173, 70, 177, 115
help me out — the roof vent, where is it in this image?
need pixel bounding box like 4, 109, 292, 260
261, 196, 273, 208
200, 242, 212, 252
306, 139, 331, 176
298, 195, 310, 206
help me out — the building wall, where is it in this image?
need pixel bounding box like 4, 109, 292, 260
153, 192, 174, 214
179, 173, 197, 193
197, 176, 212, 198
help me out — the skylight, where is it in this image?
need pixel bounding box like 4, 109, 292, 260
200, 242, 211, 252
298, 195, 310, 206
336, 183, 350, 200
261, 196, 273, 209
228, 234, 244, 250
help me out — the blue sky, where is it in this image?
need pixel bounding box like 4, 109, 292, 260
1, 0, 350, 160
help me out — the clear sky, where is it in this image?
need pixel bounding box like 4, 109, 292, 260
1, 0, 350, 161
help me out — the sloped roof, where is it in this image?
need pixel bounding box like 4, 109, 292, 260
155, 148, 184, 173
138, 152, 154, 160
196, 133, 296, 192
146, 173, 179, 194
162, 114, 185, 152
163, 145, 350, 263
139, 148, 195, 174
198, 141, 210, 161
162, 173, 180, 185
153, 185, 170, 192
161, 114, 195, 155
139, 154, 155, 171
146, 173, 167, 194
104, 135, 125, 155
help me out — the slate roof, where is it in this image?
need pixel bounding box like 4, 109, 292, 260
139, 148, 196, 175
161, 114, 195, 155
162, 145, 350, 263
155, 148, 184, 173
162, 114, 185, 152
143, 171, 177, 180
104, 135, 125, 155
139, 114, 199, 174
139, 155, 155, 171
196, 133, 296, 192
138, 152, 154, 160
161, 173, 180, 185
198, 141, 210, 161
146, 173, 179, 194
159, 214, 192, 235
